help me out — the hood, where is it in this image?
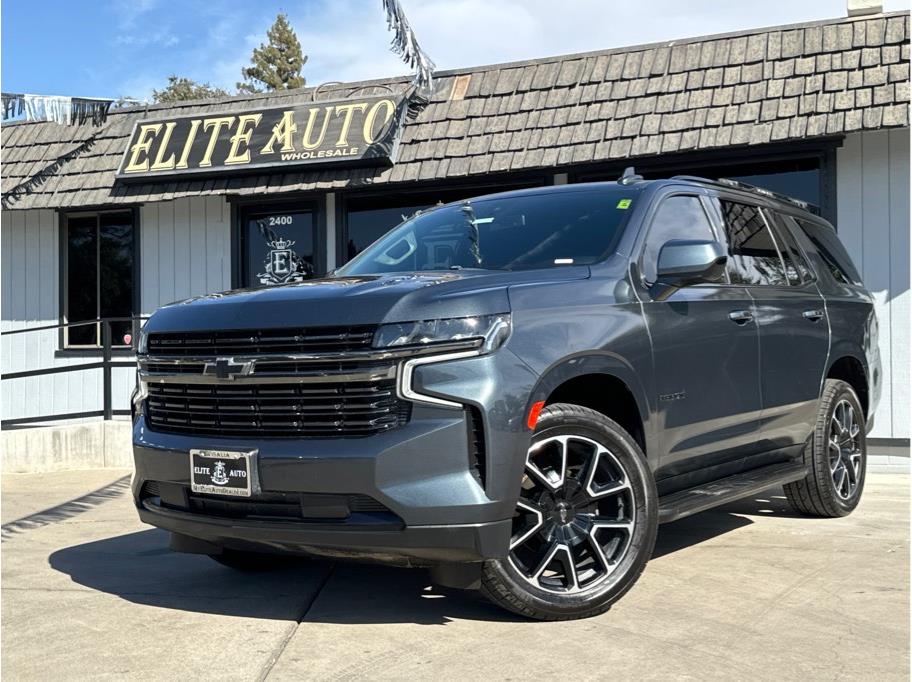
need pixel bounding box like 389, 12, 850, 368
144, 267, 591, 333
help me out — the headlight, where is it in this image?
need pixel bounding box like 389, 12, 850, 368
374, 314, 511, 353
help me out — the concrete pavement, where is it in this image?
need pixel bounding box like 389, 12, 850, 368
2, 469, 908, 680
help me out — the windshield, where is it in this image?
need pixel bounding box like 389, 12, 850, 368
337, 188, 640, 275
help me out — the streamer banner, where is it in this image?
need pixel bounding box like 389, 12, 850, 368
2, 93, 24, 120
1, 92, 113, 125
115, 94, 408, 180
382, 0, 435, 97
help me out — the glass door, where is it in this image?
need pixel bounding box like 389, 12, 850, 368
242, 205, 317, 287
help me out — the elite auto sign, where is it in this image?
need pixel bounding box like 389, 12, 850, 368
115, 94, 407, 180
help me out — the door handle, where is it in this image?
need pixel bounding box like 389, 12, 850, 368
803, 309, 825, 322
728, 310, 754, 325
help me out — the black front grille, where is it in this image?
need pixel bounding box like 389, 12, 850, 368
145, 380, 410, 438
147, 326, 376, 356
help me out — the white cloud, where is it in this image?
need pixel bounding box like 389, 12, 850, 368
110, 0, 161, 32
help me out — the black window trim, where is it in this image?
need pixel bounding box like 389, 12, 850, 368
634, 189, 726, 288
711, 192, 798, 290
788, 213, 863, 287
760, 208, 819, 287
234, 197, 323, 287
58, 207, 140, 352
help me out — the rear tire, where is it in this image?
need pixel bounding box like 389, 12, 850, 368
481, 403, 657, 621
784, 379, 866, 517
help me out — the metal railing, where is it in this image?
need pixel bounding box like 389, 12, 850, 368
1, 316, 147, 428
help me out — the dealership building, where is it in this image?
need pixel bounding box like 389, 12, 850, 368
1, 9, 909, 451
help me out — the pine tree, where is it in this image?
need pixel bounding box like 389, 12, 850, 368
152, 76, 230, 103
237, 13, 307, 94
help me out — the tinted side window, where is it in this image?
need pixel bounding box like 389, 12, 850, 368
767, 211, 813, 285
641, 195, 716, 283
794, 218, 863, 286
720, 200, 787, 286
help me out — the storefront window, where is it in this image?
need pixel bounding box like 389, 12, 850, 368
346, 204, 427, 263
726, 169, 819, 207
577, 158, 822, 211
343, 183, 543, 264
65, 211, 135, 347
243, 208, 315, 287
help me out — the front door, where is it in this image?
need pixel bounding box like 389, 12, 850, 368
636, 192, 763, 495
242, 205, 317, 287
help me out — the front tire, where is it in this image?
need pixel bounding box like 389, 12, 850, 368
481, 403, 657, 620
784, 379, 867, 517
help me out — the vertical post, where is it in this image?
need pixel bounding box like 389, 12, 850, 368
325, 192, 337, 272
131, 316, 141, 353
102, 320, 113, 420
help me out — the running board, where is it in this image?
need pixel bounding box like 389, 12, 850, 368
658, 461, 808, 524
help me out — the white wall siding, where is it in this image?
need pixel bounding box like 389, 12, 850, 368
837, 128, 911, 440
2, 196, 232, 426
140, 196, 232, 313
0, 209, 132, 424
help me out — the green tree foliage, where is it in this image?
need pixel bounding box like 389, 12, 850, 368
237, 13, 307, 94
152, 76, 230, 103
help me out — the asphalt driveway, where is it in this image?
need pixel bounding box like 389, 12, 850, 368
2, 468, 908, 680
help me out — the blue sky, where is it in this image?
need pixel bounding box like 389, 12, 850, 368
2, 0, 907, 101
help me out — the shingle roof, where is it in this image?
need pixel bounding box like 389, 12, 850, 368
2, 11, 908, 210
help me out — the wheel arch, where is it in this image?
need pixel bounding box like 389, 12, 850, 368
826, 353, 870, 420
527, 353, 651, 456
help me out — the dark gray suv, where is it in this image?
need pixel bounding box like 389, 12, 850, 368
132, 173, 880, 620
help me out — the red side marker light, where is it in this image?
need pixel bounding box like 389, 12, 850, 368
527, 401, 546, 430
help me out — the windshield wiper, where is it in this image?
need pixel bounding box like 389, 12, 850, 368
460, 201, 482, 266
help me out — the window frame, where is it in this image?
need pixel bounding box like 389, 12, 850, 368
714, 196, 792, 289
235, 198, 323, 287
636, 191, 723, 287
632, 188, 729, 288
59, 207, 139, 351
789, 214, 863, 287
569, 140, 837, 224
762, 209, 819, 287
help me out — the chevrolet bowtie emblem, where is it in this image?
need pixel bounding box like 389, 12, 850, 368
204, 358, 253, 379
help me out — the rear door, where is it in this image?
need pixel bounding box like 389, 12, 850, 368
713, 198, 829, 460
636, 190, 763, 494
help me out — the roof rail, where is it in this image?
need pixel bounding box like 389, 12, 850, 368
670, 175, 819, 214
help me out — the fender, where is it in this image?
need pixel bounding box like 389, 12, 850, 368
825, 340, 877, 421
523, 350, 655, 457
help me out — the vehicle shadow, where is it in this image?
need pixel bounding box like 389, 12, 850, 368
48, 487, 798, 624
47, 528, 514, 624
652, 485, 801, 558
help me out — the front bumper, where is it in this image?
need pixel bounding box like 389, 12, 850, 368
138, 497, 511, 564
132, 347, 539, 564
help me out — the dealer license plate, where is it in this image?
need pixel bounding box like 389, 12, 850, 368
190, 449, 256, 497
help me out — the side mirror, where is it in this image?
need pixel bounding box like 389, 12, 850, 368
649, 239, 727, 301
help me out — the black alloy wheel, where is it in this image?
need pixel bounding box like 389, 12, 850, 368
481, 403, 657, 620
